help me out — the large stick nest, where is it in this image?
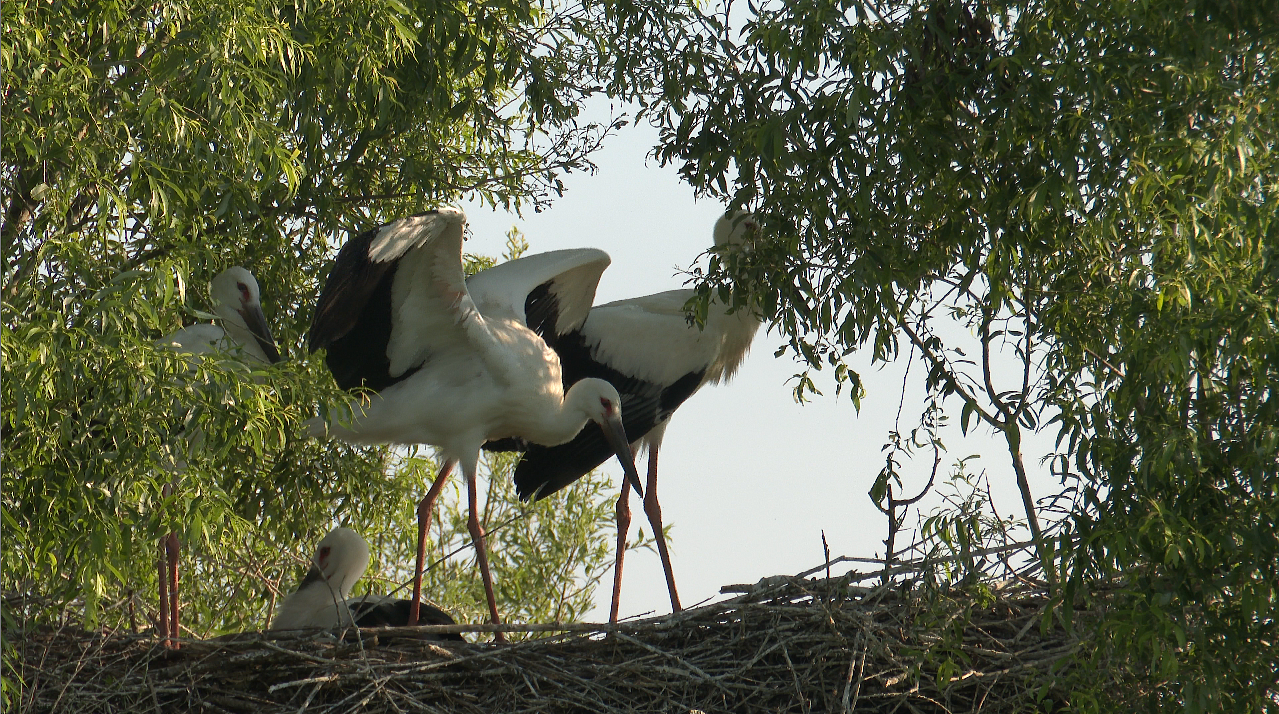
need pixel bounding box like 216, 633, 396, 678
7, 570, 1087, 713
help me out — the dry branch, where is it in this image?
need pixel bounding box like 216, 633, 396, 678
6, 570, 1093, 713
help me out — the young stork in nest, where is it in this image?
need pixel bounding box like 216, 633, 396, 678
272, 527, 461, 638
155, 266, 281, 647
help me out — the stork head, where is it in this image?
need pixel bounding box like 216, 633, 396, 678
209, 266, 282, 363
302, 527, 371, 600
712, 210, 760, 251
569, 379, 645, 499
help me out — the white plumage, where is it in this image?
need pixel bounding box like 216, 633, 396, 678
579, 288, 757, 390
272, 527, 460, 636
496, 211, 762, 621
272, 527, 372, 631
307, 208, 644, 634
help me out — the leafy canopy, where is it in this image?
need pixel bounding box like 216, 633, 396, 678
627, 0, 1278, 710
6, 0, 1277, 708
2, 0, 689, 636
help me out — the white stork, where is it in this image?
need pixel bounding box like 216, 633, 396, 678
488, 211, 761, 621
306, 208, 645, 635
157, 266, 282, 364
154, 266, 282, 646
271, 527, 461, 637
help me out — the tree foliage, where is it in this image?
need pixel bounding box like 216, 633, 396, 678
1, 0, 687, 643
7, 0, 1278, 709
628, 0, 1278, 710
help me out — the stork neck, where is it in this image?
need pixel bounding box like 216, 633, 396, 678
705, 300, 761, 384
215, 304, 268, 362
521, 382, 601, 448
551, 397, 596, 446
215, 304, 249, 339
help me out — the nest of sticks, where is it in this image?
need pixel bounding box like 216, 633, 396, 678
7, 564, 1092, 714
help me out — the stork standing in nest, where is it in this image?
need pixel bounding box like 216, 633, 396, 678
155, 266, 282, 646
489, 211, 761, 621
307, 208, 645, 635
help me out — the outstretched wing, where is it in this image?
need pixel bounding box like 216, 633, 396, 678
466, 248, 611, 339
508, 291, 719, 500
308, 209, 476, 391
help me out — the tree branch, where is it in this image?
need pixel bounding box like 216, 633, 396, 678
1005, 429, 1054, 588
1016, 300, 1034, 424
1, 166, 38, 252
980, 307, 1013, 422
896, 314, 1005, 431
1082, 345, 1125, 379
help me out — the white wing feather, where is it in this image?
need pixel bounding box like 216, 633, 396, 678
466, 248, 611, 333
580, 290, 759, 387
381, 210, 491, 379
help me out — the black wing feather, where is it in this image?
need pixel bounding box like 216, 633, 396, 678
309, 212, 449, 392
523, 281, 561, 340
511, 328, 706, 500
309, 226, 392, 355
484, 436, 529, 453
349, 598, 464, 640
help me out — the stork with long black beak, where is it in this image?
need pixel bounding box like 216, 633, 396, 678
158, 266, 282, 364
154, 266, 281, 647
307, 208, 644, 636
490, 211, 761, 621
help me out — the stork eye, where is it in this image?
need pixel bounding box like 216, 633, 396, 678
318, 545, 331, 563
599, 396, 614, 414
236, 282, 250, 301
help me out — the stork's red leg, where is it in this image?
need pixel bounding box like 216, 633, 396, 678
165, 531, 180, 648
411, 460, 456, 626
608, 479, 633, 623
157, 543, 170, 645
463, 465, 505, 641
157, 482, 179, 648
641, 446, 681, 613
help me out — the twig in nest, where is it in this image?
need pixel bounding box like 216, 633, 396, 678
8, 557, 1099, 714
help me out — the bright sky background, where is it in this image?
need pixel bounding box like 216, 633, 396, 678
458, 105, 1062, 622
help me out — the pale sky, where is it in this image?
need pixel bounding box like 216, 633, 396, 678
458, 105, 1062, 622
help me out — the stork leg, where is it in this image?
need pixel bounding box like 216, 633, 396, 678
157, 482, 180, 649
410, 460, 456, 626
641, 445, 682, 613
157, 543, 170, 645
608, 479, 633, 623
464, 465, 505, 642
165, 531, 180, 647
